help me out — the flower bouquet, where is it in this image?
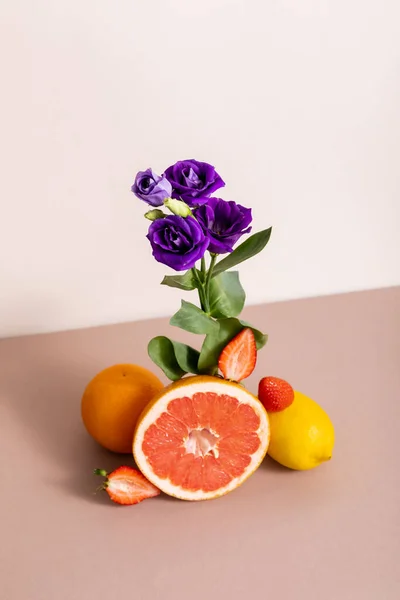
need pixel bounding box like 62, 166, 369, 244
87, 159, 334, 505
132, 159, 271, 381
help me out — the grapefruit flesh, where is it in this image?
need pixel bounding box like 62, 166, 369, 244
133, 376, 270, 501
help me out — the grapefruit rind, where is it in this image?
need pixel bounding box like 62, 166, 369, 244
133, 376, 270, 501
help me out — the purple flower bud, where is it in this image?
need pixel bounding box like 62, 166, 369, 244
132, 168, 172, 206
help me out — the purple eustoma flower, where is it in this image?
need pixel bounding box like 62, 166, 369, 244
194, 198, 252, 254
131, 168, 172, 206
147, 215, 209, 271
164, 159, 225, 206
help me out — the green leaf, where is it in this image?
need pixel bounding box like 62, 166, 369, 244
171, 341, 200, 374
212, 228, 272, 277
161, 270, 197, 291
198, 318, 268, 373
239, 320, 268, 350
209, 271, 246, 318
148, 336, 185, 381
170, 301, 219, 334
148, 336, 201, 380
198, 318, 242, 373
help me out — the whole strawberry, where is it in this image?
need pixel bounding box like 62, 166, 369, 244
258, 376, 294, 412
94, 466, 160, 505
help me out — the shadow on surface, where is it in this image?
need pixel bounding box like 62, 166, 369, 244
0, 321, 168, 504
261, 455, 291, 473
2, 302, 336, 503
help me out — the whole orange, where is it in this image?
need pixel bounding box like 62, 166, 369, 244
81, 364, 164, 453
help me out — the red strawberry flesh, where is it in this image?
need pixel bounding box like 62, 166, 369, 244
94, 466, 160, 505
218, 328, 257, 382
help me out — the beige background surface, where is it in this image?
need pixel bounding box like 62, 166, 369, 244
1, 287, 399, 599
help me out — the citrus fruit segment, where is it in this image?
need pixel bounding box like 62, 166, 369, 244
133, 376, 270, 501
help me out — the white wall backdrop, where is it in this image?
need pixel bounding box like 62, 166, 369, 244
1, 0, 399, 337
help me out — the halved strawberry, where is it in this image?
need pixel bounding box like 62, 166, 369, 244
218, 328, 257, 382
258, 376, 294, 412
94, 466, 160, 505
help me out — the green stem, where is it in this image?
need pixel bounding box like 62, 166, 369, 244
203, 253, 217, 313
191, 268, 207, 311
94, 468, 108, 477
201, 256, 206, 279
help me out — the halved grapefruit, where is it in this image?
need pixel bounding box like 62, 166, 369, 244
133, 375, 270, 501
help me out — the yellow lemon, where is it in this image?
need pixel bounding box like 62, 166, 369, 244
268, 391, 335, 470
